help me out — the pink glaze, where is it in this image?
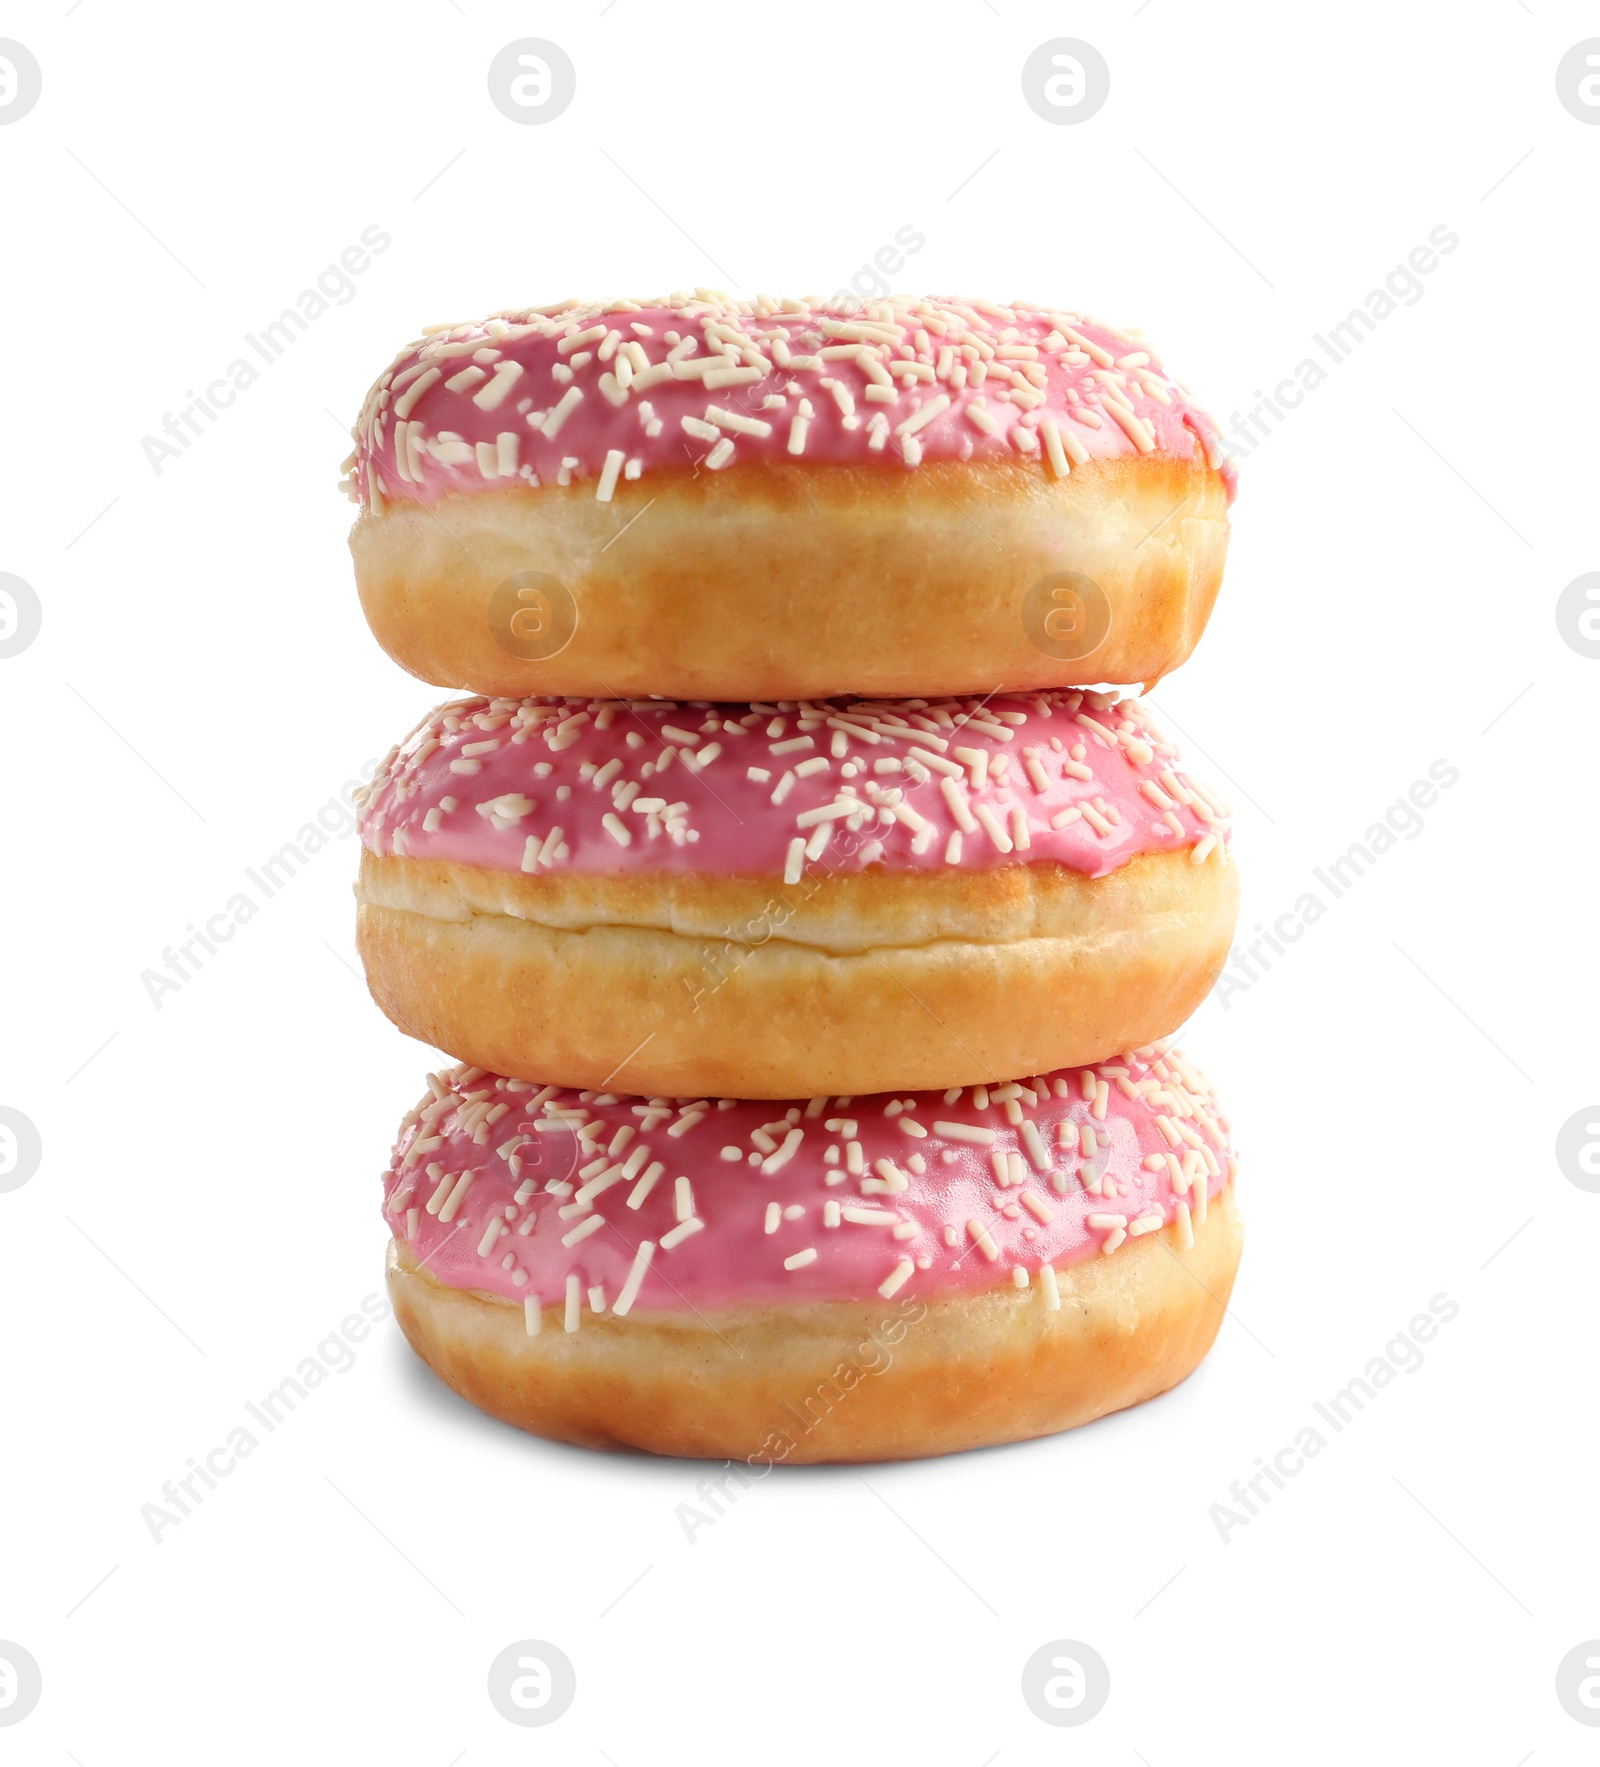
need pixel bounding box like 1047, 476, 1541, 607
383, 1046, 1236, 1317
359, 690, 1231, 882
342, 295, 1236, 510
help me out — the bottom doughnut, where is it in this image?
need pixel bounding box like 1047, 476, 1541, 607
387, 1186, 1242, 1463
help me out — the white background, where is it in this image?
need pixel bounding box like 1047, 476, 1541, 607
2, 2, 1596, 1760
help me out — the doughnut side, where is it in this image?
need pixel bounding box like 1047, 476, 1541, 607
385, 1183, 1243, 1461
359, 688, 1233, 890
350, 455, 1228, 701
354, 847, 1239, 1095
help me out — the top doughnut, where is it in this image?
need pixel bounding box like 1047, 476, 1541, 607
344, 292, 1236, 703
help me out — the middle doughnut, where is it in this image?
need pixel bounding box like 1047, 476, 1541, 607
355, 689, 1239, 1098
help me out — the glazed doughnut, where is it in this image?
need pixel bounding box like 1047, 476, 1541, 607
343, 293, 1235, 702
383, 1044, 1243, 1461
355, 688, 1238, 1099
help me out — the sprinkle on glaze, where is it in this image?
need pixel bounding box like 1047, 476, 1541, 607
382, 1044, 1237, 1316
341, 294, 1235, 510
359, 690, 1232, 880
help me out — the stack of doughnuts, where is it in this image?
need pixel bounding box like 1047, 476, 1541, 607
342, 292, 1244, 1461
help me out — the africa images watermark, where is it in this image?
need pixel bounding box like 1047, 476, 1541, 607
141, 760, 377, 1009
1221, 224, 1458, 461
1212, 758, 1458, 1009
829, 223, 925, 307
666, 224, 927, 478
141, 1293, 390, 1544
673, 1295, 928, 1544
140, 224, 391, 475
1209, 1293, 1460, 1544
680, 823, 876, 1014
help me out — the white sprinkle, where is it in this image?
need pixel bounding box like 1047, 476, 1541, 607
1174, 1200, 1194, 1250
523, 1297, 541, 1336
966, 1219, 999, 1261
783, 1248, 818, 1270
474, 361, 525, 410
627, 1162, 664, 1210
1040, 1264, 1061, 1309
908, 745, 963, 778
1058, 422, 1091, 466
561, 1213, 605, 1247
1020, 1120, 1051, 1173
392, 368, 440, 420
674, 1176, 695, 1222
557, 324, 607, 355
660, 1216, 704, 1250
762, 1128, 804, 1174
793, 798, 855, 829
1040, 418, 1070, 478
868, 1159, 909, 1194
973, 803, 1013, 854
1103, 394, 1155, 453
896, 393, 950, 437
954, 745, 987, 789
612, 1240, 655, 1316
879, 1258, 915, 1299
438, 1172, 474, 1222
706, 404, 773, 438
939, 776, 978, 833
932, 1121, 997, 1145
541, 386, 584, 438
596, 448, 625, 501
